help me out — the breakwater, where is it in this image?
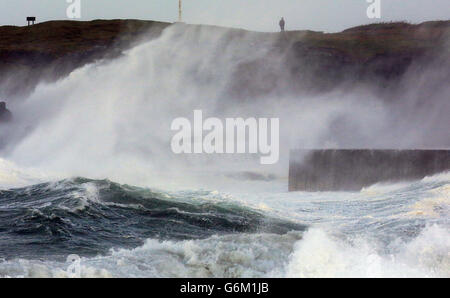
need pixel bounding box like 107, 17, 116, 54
289, 149, 450, 191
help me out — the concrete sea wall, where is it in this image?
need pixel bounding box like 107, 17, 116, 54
289, 149, 450, 191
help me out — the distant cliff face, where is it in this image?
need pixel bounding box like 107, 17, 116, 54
0, 20, 170, 98
0, 20, 449, 100
228, 21, 450, 98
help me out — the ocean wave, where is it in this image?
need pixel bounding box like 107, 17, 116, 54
0, 170, 448, 278
286, 225, 449, 278
0, 177, 305, 260
1, 224, 448, 278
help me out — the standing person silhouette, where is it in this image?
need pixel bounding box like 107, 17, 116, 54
279, 17, 285, 32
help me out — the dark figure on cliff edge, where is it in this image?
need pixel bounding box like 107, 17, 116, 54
279, 17, 285, 32
0, 102, 12, 123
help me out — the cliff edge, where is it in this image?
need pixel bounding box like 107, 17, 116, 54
1, 19, 449, 99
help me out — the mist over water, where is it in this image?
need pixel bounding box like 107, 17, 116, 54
0, 24, 449, 278
0, 24, 448, 186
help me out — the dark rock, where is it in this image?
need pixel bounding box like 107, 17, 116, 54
0, 102, 12, 123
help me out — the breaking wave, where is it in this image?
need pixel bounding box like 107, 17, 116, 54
0, 167, 448, 278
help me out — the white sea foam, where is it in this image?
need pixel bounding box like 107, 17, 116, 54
285, 225, 449, 278
1, 223, 448, 278
0, 158, 53, 189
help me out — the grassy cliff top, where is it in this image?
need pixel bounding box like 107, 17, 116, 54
1, 19, 448, 60
0, 19, 449, 98
0, 20, 168, 55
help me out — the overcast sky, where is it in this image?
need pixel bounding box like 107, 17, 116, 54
1, 0, 449, 32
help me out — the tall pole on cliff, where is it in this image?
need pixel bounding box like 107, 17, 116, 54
179, 0, 182, 22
